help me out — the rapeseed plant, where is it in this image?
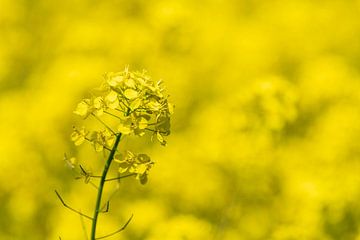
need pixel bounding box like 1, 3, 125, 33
56, 67, 173, 240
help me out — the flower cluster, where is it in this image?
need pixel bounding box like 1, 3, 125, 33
115, 151, 154, 185
71, 67, 173, 184
73, 67, 173, 145
71, 127, 115, 152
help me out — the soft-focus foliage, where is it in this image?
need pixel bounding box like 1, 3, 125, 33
1, 0, 360, 239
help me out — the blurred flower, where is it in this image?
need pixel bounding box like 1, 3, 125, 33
70, 126, 88, 146
88, 129, 115, 152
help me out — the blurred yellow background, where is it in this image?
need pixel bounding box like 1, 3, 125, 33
1, 0, 360, 239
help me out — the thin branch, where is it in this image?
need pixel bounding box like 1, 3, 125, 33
79, 165, 93, 184
66, 161, 98, 190
85, 137, 112, 152
74, 166, 99, 190
145, 128, 168, 135
109, 87, 130, 109
105, 173, 136, 182
88, 175, 102, 179
104, 110, 122, 120
89, 181, 99, 190
77, 164, 134, 188
95, 214, 134, 240
55, 190, 93, 221
114, 107, 126, 113
119, 99, 130, 109
79, 165, 89, 176
74, 177, 99, 190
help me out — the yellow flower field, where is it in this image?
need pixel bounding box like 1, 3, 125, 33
1, 0, 360, 239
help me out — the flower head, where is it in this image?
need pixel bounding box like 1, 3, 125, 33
73, 67, 173, 146
70, 67, 173, 184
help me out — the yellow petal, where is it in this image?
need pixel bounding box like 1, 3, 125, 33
168, 102, 174, 114
118, 123, 132, 134
108, 75, 123, 87
118, 167, 128, 173
74, 136, 85, 146
94, 142, 103, 152
69, 157, 77, 165
93, 97, 103, 109
124, 78, 136, 88
105, 91, 118, 102
106, 136, 115, 146
138, 117, 148, 129
71, 132, 79, 141
130, 98, 142, 110
147, 99, 162, 111
74, 101, 89, 117
94, 108, 104, 116
136, 164, 147, 174
124, 89, 139, 99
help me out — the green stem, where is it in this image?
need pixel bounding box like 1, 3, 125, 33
90, 133, 122, 240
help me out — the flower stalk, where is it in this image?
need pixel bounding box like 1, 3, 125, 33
90, 133, 122, 240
